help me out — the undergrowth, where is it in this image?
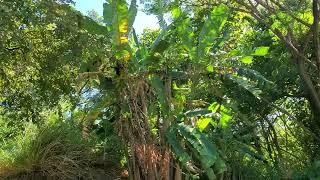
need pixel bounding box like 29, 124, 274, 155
0, 120, 98, 179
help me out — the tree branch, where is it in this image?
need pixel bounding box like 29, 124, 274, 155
241, 0, 320, 115
312, 0, 320, 70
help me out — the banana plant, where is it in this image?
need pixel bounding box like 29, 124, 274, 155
103, 0, 137, 62
172, 4, 229, 62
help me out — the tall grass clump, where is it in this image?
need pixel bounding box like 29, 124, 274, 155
0, 120, 96, 179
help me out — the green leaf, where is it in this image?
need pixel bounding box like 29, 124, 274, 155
176, 17, 195, 56
149, 76, 168, 111
171, 6, 181, 19
229, 75, 263, 98
252, 46, 269, 56
176, 108, 211, 122
208, 102, 220, 112
198, 5, 229, 58
240, 56, 253, 64
151, 40, 170, 54
206, 65, 214, 72
213, 157, 227, 174
220, 106, 232, 128
230, 49, 239, 56
46, 23, 57, 31
103, 2, 113, 26
238, 68, 273, 86
177, 124, 218, 169
143, 40, 169, 66
82, 17, 108, 35
166, 127, 191, 163
184, 109, 212, 118
204, 168, 216, 180
128, 0, 137, 30
208, 102, 233, 128
169, 71, 187, 80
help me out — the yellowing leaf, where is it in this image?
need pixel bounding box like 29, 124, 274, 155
197, 118, 212, 132
115, 49, 131, 61
120, 36, 129, 44
119, 20, 128, 33
122, 54, 131, 61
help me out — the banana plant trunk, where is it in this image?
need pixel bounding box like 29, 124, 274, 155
115, 71, 174, 180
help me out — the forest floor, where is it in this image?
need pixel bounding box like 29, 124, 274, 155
6, 168, 128, 180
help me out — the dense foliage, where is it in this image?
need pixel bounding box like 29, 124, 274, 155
1, 0, 320, 179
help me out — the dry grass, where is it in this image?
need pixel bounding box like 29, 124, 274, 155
0, 121, 96, 179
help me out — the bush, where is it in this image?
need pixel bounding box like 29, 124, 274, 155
0, 120, 96, 179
